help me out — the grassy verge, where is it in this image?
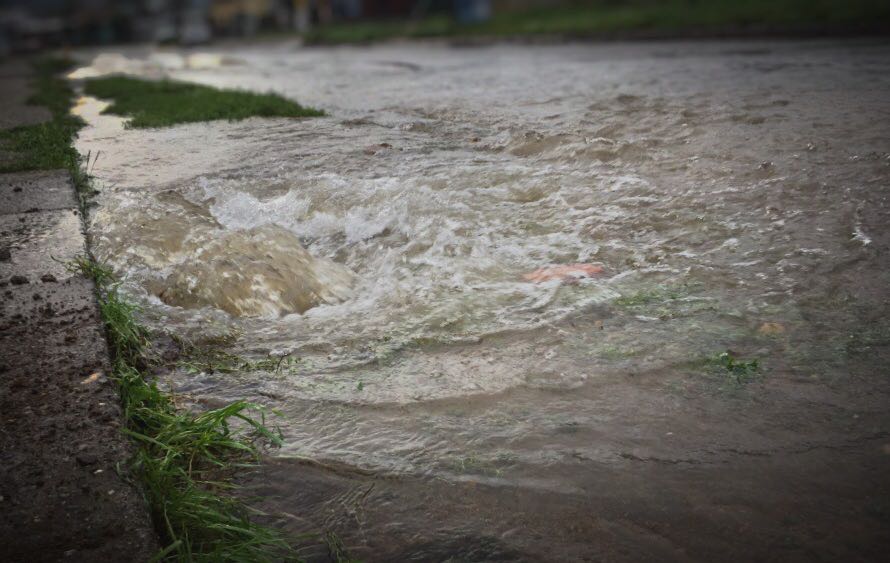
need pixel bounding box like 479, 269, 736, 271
304, 0, 890, 44
70, 258, 293, 561
7, 59, 298, 561
303, 14, 453, 44
0, 58, 85, 174
83, 76, 323, 128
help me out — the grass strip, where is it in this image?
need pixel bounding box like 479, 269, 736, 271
70, 258, 295, 562
0, 59, 85, 174
8, 58, 298, 561
83, 75, 323, 128
304, 0, 890, 44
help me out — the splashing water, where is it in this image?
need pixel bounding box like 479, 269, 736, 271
74, 40, 890, 560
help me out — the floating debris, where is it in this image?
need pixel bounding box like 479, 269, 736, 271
522, 263, 605, 283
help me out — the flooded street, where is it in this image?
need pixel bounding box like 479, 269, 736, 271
73, 39, 890, 560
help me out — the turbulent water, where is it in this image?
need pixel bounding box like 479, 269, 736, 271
73, 39, 890, 560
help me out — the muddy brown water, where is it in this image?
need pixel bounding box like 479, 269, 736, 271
72, 39, 890, 561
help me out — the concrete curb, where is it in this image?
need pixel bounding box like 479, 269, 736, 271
0, 63, 159, 562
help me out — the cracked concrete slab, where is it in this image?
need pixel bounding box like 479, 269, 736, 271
0, 76, 52, 129
0, 170, 78, 215
0, 277, 158, 562
0, 209, 85, 284
0, 199, 160, 560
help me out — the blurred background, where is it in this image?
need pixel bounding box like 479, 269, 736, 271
1, 0, 888, 54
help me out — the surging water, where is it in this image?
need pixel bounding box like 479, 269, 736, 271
73, 40, 890, 559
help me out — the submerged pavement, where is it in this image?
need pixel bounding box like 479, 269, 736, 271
0, 61, 157, 561
70, 40, 890, 560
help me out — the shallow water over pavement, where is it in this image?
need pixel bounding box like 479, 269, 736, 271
74, 39, 890, 560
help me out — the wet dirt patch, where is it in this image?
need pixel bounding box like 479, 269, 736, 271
0, 276, 158, 560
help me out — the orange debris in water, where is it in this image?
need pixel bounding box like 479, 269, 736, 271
522, 263, 605, 283
758, 322, 785, 335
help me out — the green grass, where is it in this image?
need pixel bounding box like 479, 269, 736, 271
614, 286, 687, 308
612, 284, 716, 321
69, 258, 296, 562
708, 351, 761, 384
176, 344, 300, 375
83, 76, 323, 128
304, 0, 890, 44
303, 15, 453, 44
599, 344, 641, 360
0, 58, 84, 173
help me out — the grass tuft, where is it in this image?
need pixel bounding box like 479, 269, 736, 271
69, 257, 295, 562
69, 258, 151, 366
709, 351, 761, 385
615, 286, 685, 308
83, 75, 323, 128
175, 343, 299, 376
